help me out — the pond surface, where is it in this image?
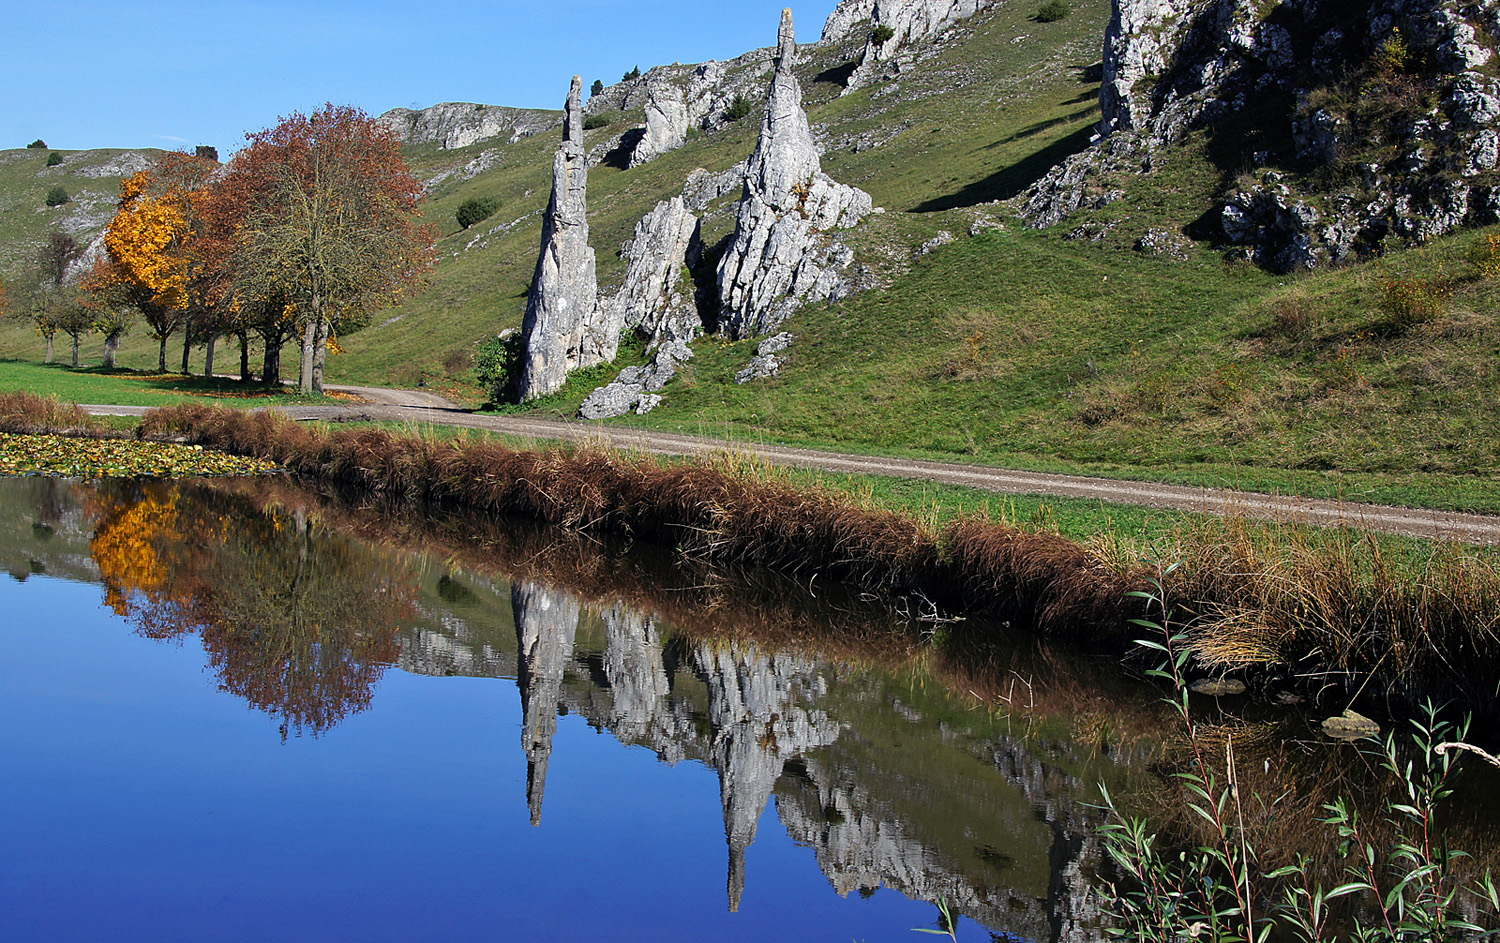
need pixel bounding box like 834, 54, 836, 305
1, 477, 1494, 942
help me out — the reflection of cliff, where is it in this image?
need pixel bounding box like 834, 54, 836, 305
694, 644, 843, 911
495, 568, 1111, 937
514, 581, 581, 826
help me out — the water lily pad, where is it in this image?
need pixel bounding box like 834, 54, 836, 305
0, 433, 281, 479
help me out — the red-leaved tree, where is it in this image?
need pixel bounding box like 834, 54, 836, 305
212, 104, 435, 393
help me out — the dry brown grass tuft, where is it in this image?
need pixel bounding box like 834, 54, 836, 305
0, 391, 101, 435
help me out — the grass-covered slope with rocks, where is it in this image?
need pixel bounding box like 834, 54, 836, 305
0, 146, 160, 283
330, 0, 1112, 388
2, 0, 1496, 516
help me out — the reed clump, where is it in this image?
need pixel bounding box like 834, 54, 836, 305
1169, 516, 1500, 712
0, 391, 103, 435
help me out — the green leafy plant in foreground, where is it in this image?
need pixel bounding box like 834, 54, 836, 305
1097, 567, 1500, 942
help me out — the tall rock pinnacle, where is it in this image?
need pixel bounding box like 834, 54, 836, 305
716, 9, 873, 339
516, 75, 610, 401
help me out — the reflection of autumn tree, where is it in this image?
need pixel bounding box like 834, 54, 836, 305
87, 481, 416, 735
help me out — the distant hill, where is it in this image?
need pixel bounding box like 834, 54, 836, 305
0, 147, 159, 285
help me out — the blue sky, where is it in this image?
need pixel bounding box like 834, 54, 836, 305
2, 1, 842, 154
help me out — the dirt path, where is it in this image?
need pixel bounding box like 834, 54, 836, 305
81, 392, 1500, 546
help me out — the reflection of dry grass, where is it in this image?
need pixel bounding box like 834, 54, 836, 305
142, 404, 1500, 721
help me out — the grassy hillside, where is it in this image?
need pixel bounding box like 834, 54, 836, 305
1, 0, 1495, 517
0, 146, 159, 283
330, 0, 1112, 388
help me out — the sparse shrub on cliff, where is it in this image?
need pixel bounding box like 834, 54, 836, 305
455, 196, 500, 230
723, 95, 755, 123
623, 66, 641, 82
44, 185, 70, 207
27, 139, 46, 149
590, 79, 603, 98
1035, 0, 1070, 22
871, 25, 896, 46
583, 113, 613, 131
46, 152, 63, 167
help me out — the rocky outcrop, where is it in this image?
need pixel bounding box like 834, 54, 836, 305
630, 63, 728, 167
516, 77, 611, 401
716, 9, 874, 340
376, 102, 558, 150
577, 339, 693, 419
820, 0, 878, 43
734, 332, 793, 384
843, 0, 991, 92
1024, 0, 1500, 272
604, 197, 703, 343
579, 196, 705, 419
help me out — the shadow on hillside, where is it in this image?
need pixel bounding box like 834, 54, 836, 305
601, 128, 645, 170
813, 61, 857, 88
912, 123, 1094, 213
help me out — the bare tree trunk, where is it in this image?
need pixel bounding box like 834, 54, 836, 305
299, 314, 318, 394
181, 321, 192, 374
310, 319, 329, 394
70, 335, 80, 367
103, 333, 119, 369
44, 335, 55, 364
239, 331, 251, 382
204, 335, 216, 379
263, 339, 281, 387
158, 336, 168, 373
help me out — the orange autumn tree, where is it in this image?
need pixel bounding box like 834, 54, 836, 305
217, 104, 436, 393
98, 153, 220, 373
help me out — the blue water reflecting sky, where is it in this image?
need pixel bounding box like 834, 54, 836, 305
1, 574, 971, 942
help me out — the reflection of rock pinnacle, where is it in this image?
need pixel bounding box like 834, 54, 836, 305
526, 756, 549, 827
513, 581, 580, 827
728, 841, 747, 913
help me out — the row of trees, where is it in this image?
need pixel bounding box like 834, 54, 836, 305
21, 104, 436, 393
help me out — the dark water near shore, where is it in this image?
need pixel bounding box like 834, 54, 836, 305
1, 477, 1495, 942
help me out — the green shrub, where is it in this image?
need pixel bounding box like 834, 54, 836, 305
583, 113, 613, 131
590, 79, 604, 98
624, 66, 641, 82
871, 25, 896, 45
44, 185, 70, 207
723, 94, 755, 123
475, 331, 525, 400
27, 139, 46, 149
1378, 270, 1451, 327
1469, 231, 1500, 280
456, 196, 501, 230
45, 152, 63, 166
1035, 0, 1070, 22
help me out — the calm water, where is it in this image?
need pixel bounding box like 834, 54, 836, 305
1, 477, 1494, 942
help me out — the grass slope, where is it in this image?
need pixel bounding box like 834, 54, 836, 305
1, 0, 1495, 518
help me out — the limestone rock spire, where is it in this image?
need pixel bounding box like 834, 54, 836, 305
715, 9, 873, 339
516, 75, 611, 401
